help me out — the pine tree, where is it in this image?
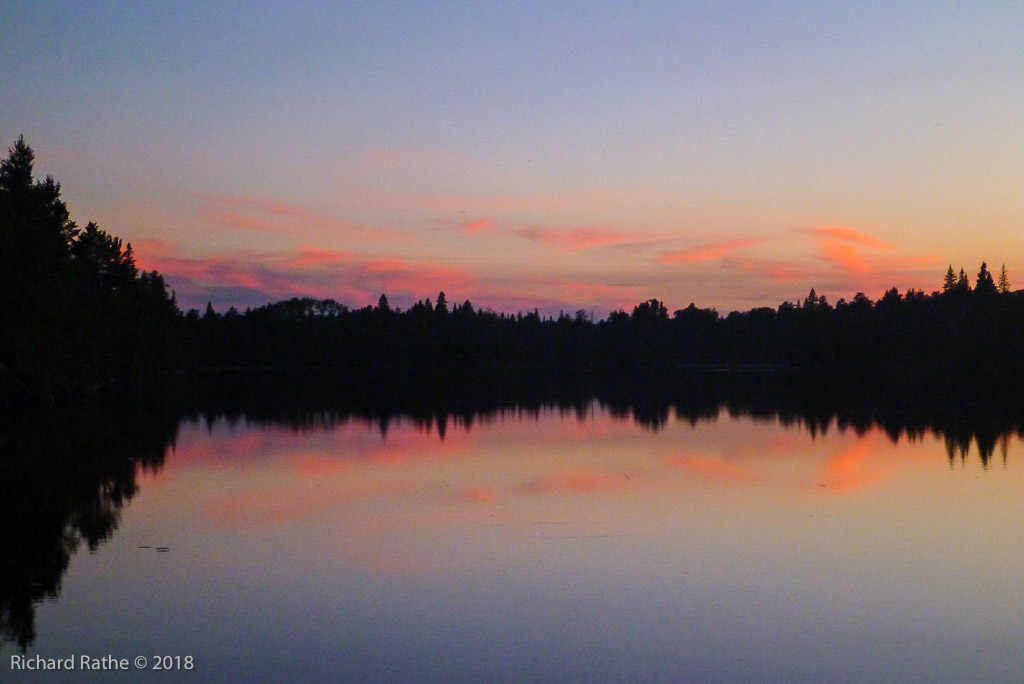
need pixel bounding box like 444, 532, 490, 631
998, 264, 1011, 294
803, 287, 818, 309
942, 265, 957, 294
956, 268, 971, 294
975, 262, 997, 296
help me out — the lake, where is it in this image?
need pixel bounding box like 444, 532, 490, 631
3, 393, 1023, 682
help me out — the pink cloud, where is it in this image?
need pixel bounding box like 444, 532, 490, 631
280, 244, 352, 269
360, 258, 475, 296
517, 226, 643, 251
199, 193, 401, 241
138, 236, 652, 316
662, 237, 765, 263
132, 240, 479, 310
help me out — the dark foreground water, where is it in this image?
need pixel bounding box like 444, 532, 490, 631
2, 394, 1023, 682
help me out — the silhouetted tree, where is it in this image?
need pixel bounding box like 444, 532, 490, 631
631, 298, 669, 322
0, 137, 179, 407
71, 221, 138, 292
998, 264, 1011, 294
975, 262, 997, 296
942, 265, 957, 294
956, 268, 971, 295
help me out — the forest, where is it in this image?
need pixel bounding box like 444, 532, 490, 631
2, 136, 1023, 411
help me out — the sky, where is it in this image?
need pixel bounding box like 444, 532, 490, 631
2, 1, 1021, 316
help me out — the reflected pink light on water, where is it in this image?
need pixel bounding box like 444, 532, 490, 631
523, 467, 632, 495
818, 436, 894, 493
664, 453, 763, 483
452, 486, 498, 504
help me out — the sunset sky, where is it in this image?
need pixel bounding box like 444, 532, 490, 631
3, 2, 1021, 316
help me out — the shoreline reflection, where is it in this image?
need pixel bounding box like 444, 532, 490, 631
1, 372, 1021, 654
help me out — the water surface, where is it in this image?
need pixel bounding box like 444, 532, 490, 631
7, 401, 1024, 682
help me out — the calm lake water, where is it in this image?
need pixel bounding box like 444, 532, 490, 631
6, 400, 1024, 682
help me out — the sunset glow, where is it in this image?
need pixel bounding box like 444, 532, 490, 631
3, 3, 1020, 315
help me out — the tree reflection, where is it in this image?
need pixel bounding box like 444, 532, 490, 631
181, 368, 1023, 468
2, 369, 1019, 651
0, 395, 177, 652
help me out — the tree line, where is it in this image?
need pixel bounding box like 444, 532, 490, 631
186, 263, 1023, 383
3, 136, 1023, 409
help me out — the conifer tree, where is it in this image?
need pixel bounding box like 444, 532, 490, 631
942, 265, 957, 294
975, 262, 997, 296
956, 268, 971, 294
998, 264, 1010, 294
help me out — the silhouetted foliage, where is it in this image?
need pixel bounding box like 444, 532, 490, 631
0, 138, 179, 409
178, 261, 1024, 389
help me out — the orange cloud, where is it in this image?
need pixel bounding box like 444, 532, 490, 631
822, 240, 872, 274
662, 237, 764, 263
730, 257, 821, 283
815, 231, 941, 282
809, 227, 894, 249
459, 217, 493, 234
